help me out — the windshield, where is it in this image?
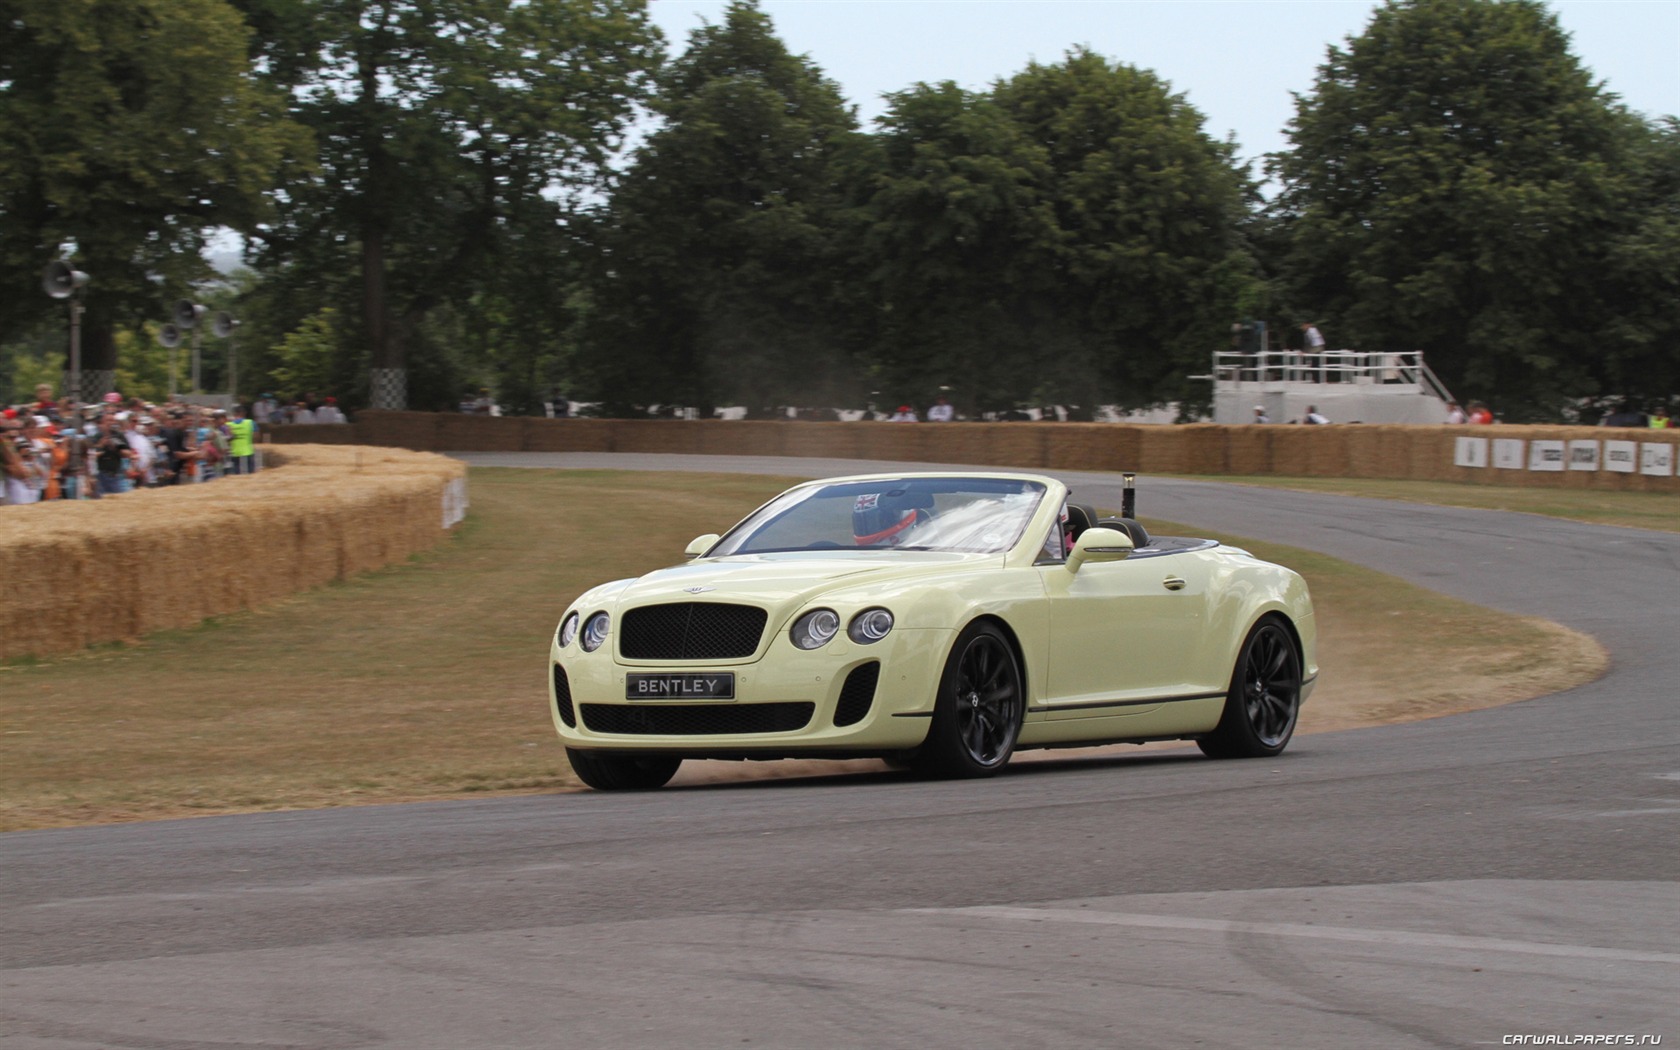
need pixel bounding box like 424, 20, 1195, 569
708, 477, 1048, 556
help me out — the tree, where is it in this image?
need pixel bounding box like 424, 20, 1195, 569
581, 0, 865, 415
1270, 0, 1658, 418
860, 51, 1258, 416
857, 81, 1062, 415
0, 0, 308, 397
241, 0, 662, 408
271, 306, 340, 396
997, 50, 1259, 412
1593, 117, 1680, 408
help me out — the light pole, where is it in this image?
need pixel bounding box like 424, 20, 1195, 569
173, 300, 208, 393
213, 312, 241, 402
42, 261, 90, 404
158, 323, 182, 399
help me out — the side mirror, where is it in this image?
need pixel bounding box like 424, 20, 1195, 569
1067, 526, 1134, 573
685, 534, 720, 558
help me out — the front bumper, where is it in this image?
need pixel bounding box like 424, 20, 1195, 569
549, 627, 953, 757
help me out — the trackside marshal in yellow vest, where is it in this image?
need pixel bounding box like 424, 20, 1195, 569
227, 413, 257, 473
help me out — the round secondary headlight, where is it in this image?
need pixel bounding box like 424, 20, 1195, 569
557, 612, 579, 649
581, 611, 611, 653
790, 609, 840, 650
848, 608, 894, 644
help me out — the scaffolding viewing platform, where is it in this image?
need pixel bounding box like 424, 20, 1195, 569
1207, 349, 1456, 425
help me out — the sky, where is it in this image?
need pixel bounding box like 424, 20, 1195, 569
645, 0, 1680, 176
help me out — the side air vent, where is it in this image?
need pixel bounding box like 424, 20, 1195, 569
834, 662, 881, 727
552, 664, 576, 728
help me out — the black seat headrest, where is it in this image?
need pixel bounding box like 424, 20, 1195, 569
1065, 503, 1098, 539
1097, 517, 1151, 548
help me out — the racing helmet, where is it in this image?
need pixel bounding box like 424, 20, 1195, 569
852, 492, 928, 546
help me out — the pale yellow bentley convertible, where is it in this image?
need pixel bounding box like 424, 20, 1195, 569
548, 472, 1316, 790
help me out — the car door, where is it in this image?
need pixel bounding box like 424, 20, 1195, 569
1037, 552, 1214, 716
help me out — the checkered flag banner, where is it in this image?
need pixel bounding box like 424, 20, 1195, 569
69, 369, 115, 405
371, 367, 407, 410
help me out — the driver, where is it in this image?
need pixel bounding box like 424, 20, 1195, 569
853, 493, 931, 546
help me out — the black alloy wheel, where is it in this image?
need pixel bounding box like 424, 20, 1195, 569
1198, 616, 1302, 759
565, 748, 682, 791
915, 621, 1024, 778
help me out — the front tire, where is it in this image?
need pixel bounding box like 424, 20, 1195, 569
1198, 616, 1301, 759
913, 621, 1024, 778
566, 749, 682, 791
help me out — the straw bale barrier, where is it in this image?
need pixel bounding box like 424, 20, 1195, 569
0, 445, 465, 662
265, 413, 1679, 492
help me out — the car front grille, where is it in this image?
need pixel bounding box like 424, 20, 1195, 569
580, 702, 814, 736
619, 603, 768, 660
834, 662, 880, 727
553, 664, 576, 728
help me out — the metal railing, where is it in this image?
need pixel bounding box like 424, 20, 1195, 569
1213, 349, 1455, 403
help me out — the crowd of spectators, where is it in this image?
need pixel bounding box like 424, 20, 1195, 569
2, 385, 264, 507
251, 392, 348, 425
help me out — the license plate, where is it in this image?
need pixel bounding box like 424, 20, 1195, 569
625, 673, 736, 700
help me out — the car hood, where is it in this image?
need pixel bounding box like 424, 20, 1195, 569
614, 550, 999, 613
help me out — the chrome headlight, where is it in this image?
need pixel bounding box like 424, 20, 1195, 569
848, 608, 894, 644
790, 609, 840, 650
557, 612, 579, 649
581, 611, 611, 653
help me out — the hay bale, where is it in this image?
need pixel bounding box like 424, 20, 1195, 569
1178, 425, 1226, 475
1044, 425, 1114, 471
987, 426, 1048, 470
931, 423, 998, 468
522, 418, 612, 452
1225, 425, 1271, 476
1301, 428, 1350, 477
0, 445, 465, 662
1341, 426, 1389, 479
782, 422, 856, 459
352, 410, 439, 451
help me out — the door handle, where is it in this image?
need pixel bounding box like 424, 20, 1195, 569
1162, 576, 1186, 591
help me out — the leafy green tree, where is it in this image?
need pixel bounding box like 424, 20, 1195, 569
861, 51, 1258, 416
1593, 117, 1680, 408
996, 50, 1259, 413
1270, 0, 1657, 418
112, 327, 175, 404
0, 323, 62, 403
271, 306, 340, 396
581, 0, 865, 415
242, 0, 662, 408
0, 0, 308, 391
857, 81, 1060, 415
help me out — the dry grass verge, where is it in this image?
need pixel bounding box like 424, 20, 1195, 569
0, 469, 1603, 829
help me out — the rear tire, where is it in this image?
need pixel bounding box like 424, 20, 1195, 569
566, 749, 682, 791
1198, 616, 1301, 759
912, 621, 1024, 778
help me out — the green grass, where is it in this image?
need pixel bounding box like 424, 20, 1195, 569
0, 468, 1603, 831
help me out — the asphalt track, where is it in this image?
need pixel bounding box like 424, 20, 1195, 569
3, 452, 1677, 1050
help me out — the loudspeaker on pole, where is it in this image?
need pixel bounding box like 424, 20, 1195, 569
42, 261, 90, 299
173, 299, 207, 328
158, 324, 184, 348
